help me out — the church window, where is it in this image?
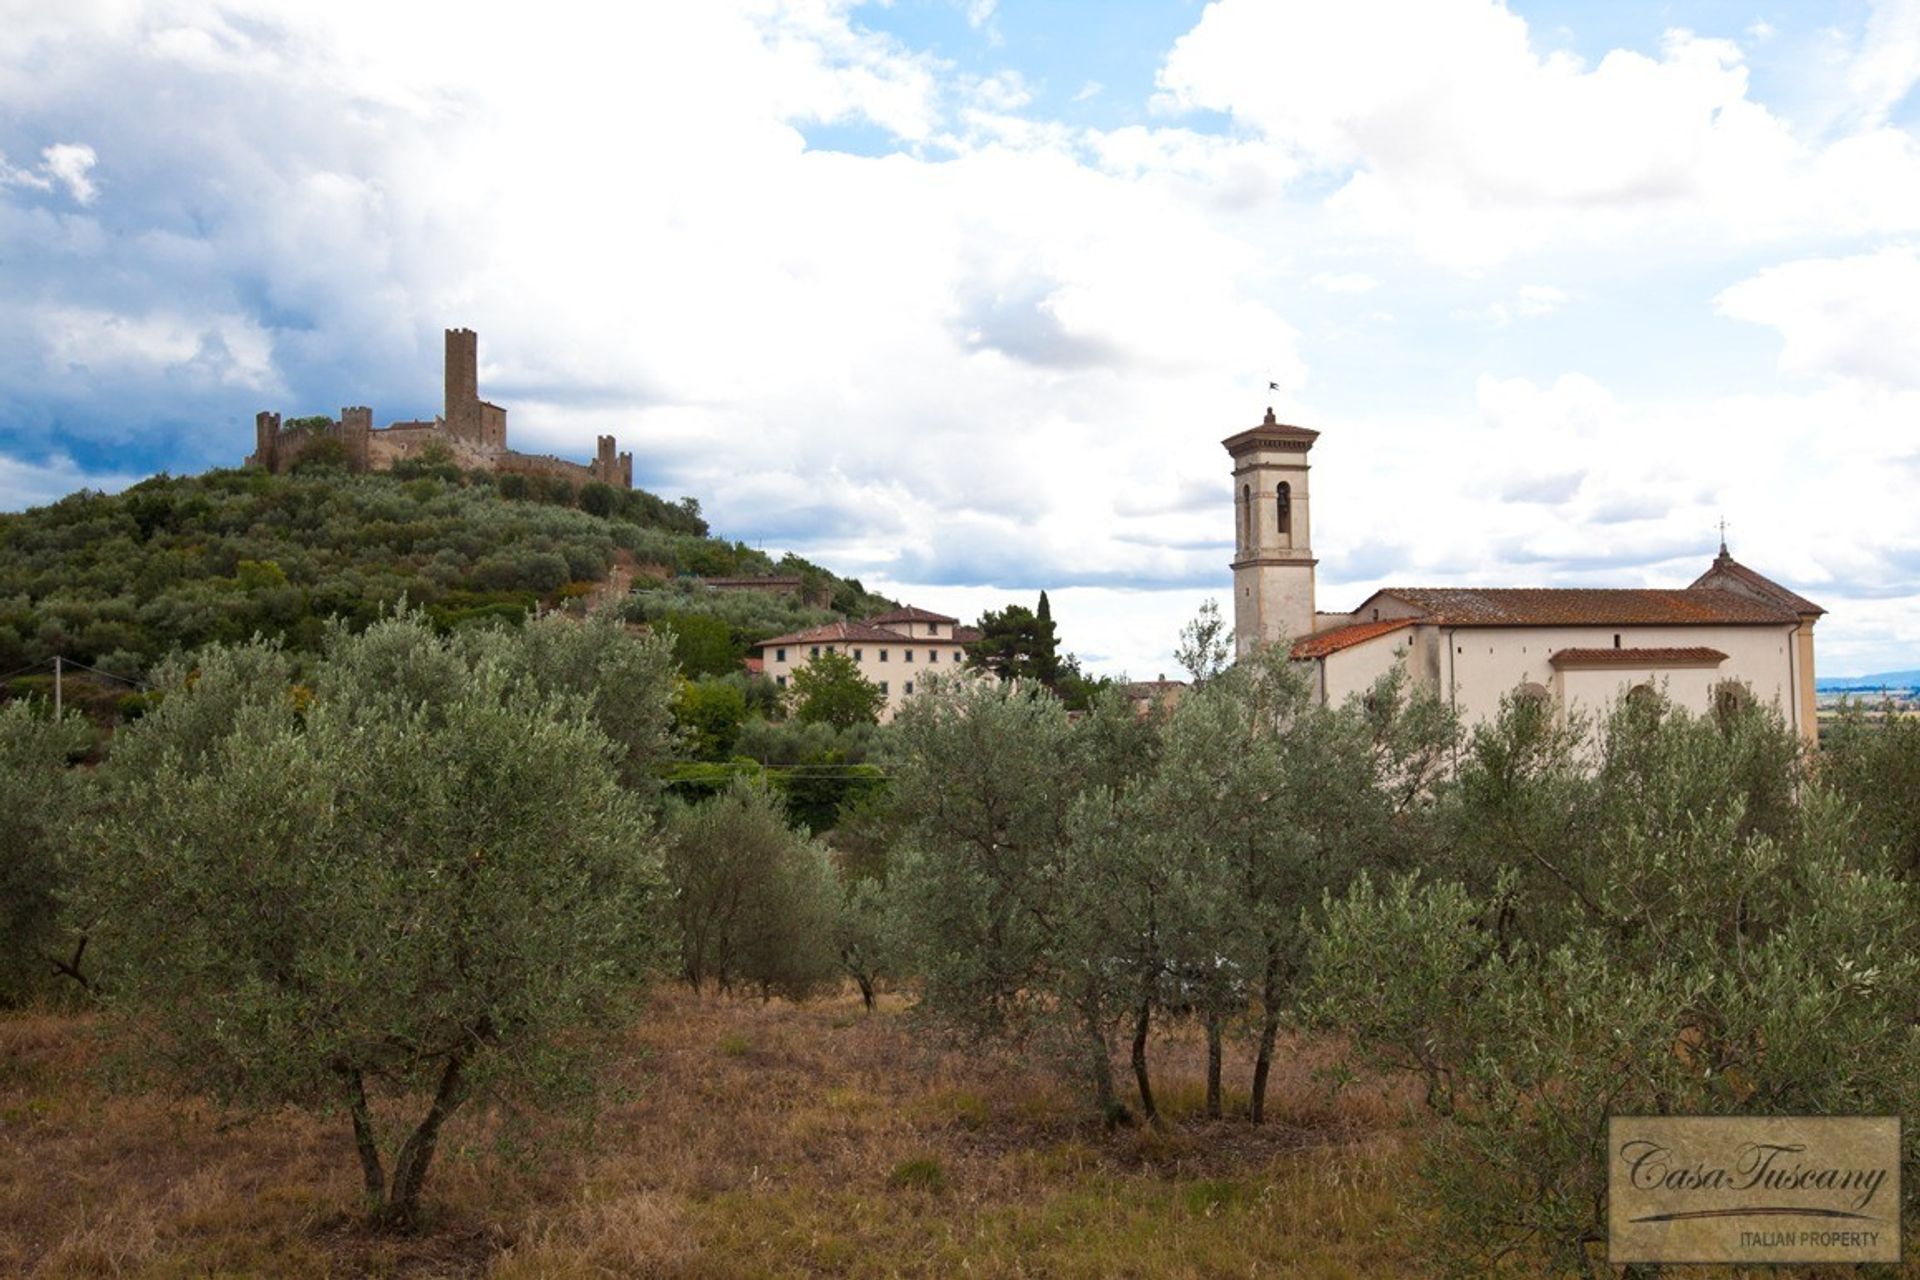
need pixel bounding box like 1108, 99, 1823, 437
1625, 683, 1658, 711
1516, 682, 1551, 712
1613, 634, 1621, 649
1241, 484, 1251, 547
1712, 681, 1752, 728
1276, 481, 1291, 535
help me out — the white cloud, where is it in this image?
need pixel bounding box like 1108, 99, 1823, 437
1154, 0, 1920, 265
1310, 271, 1377, 294
1717, 246, 1920, 388
39, 307, 280, 392
1848, 0, 1920, 126
0, 142, 98, 204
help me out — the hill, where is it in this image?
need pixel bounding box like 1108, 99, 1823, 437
0, 460, 891, 687
1818, 669, 1920, 691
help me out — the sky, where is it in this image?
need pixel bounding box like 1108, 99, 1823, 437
3, 1, 1919, 679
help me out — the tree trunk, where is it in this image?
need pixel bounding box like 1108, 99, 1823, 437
1130, 995, 1157, 1124
344, 1067, 386, 1206
381, 1049, 470, 1228
855, 973, 875, 1011
1205, 1012, 1224, 1120
1080, 996, 1125, 1126
1250, 946, 1283, 1125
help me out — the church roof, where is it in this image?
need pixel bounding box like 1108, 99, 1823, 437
1688, 550, 1826, 617
1291, 617, 1414, 659
1361, 586, 1797, 627
1223, 408, 1320, 456
1549, 647, 1729, 668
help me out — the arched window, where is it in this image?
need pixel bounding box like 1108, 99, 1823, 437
1240, 483, 1251, 549
1276, 481, 1291, 537
1712, 680, 1752, 729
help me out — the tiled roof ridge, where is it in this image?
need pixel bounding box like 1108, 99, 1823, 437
865, 605, 960, 624
1367, 585, 1796, 626
1549, 646, 1730, 667
1290, 616, 1414, 659
754, 621, 913, 648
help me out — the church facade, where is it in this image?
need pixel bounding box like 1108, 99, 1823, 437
1226, 411, 1823, 741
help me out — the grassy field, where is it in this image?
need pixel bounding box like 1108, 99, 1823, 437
3, 987, 1429, 1278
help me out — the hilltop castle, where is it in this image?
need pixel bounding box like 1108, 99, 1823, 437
246, 328, 633, 489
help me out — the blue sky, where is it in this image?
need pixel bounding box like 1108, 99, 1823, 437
3, 1, 1919, 678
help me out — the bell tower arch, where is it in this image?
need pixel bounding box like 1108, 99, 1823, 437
1224, 408, 1318, 658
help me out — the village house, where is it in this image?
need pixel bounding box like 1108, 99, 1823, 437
753, 607, 981, 721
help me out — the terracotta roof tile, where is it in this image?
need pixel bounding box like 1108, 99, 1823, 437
1549, 647, 1729, 668
1688, 552, 1826, 616
755, 621, 910, 649
1369, 586, 1795, 626
1290, 617, 1415, 659
953, 625, 982, 644
865, 605, 960, 625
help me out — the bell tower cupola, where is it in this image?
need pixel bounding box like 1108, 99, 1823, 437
1224, 408, 1318, 658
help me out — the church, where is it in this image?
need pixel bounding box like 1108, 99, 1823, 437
1226, 410, 1823, 742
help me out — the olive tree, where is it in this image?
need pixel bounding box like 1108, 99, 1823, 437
1308, 691, 1920, 1275
0, 701, 92, 1002
662, 778, 842, 998
84, 617, 670, 1226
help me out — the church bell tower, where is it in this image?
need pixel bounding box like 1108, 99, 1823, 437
1224, 408, 1319, 658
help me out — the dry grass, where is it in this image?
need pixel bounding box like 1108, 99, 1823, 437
14, 987, 1869, 1278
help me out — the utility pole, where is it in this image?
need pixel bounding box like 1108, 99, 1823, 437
52, 655, 62, 719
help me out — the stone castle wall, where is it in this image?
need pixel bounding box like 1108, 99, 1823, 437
245, 329, 632, 489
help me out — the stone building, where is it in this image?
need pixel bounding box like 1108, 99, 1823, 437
246, 328, 633, 489
753, 607, 982, 721
1228, 408, 1824, 741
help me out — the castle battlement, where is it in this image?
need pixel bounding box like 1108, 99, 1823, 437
245, 329, 633, 490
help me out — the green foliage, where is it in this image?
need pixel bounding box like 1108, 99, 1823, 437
288, 436, 350, 473
1820, 699, 1920, 878
788, 650, 886, 729
1172, 599, 1231, 686
662, 779, 843, 999
967, 597, 1060, 686
1306, 689, 1920, 1274
661, 611, 741, 679
82, 615, 670, 1225
0, 702, 92, 1004
0, 468, 758, 678
674, 677, 749, 762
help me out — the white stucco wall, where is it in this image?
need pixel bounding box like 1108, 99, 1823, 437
758, 637, 970, 721
1303, 621, 1801, 735
1440, 624, 1797, 732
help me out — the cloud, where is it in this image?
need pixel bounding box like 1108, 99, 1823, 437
1848, 0, 1920, 126
1716, 246, 1920, 389
0, 142, 97, 203
1154, 0, 1920, 265
1310, 271, 1377, 294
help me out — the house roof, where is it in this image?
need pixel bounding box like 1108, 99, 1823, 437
1290, 617, 1415, 660
1549, 647, 1729, 669
755, 621, 910, 649
1360, 586, 1797, 627
866, 606, 959, 625
953, 625, 982, 644
1688, 550, 1826, 617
